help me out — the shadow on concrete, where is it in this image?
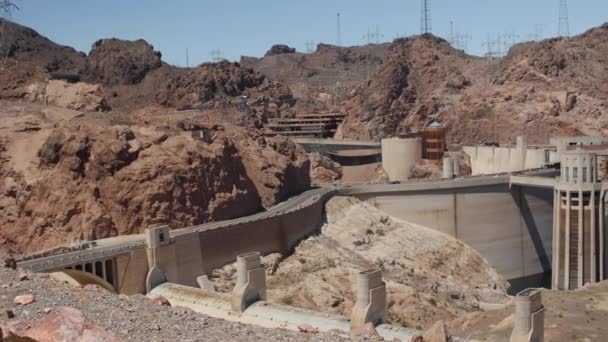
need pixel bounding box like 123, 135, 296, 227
512, 186, 552, 274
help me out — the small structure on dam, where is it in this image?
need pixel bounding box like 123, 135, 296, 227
421, 120, 447, 162
381, 137, 422, 181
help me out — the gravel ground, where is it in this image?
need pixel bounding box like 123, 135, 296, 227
0, 262, 357, 341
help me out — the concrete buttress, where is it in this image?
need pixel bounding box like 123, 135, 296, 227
231, 252, 266, 313
511, 288, 544, 342
351, 269, 386, 334
144, 225, 174, 293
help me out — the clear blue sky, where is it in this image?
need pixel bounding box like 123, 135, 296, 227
7, 0, 608, 67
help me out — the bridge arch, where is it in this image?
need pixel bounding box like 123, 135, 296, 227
50, 269, 116, 293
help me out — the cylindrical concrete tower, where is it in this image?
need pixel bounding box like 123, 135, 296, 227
381, 138, 422, 181
553, 150, 606, 290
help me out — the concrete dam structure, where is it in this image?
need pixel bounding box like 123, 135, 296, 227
343, 174, 556, 291
19, 169, 562, 295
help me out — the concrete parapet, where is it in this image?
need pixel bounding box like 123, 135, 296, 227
351, 269, 386, 333
511, 288, 544, 342
145, 224, 171, 248
231, 252, 266, 313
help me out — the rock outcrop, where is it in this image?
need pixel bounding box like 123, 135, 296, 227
309, 153, 343, 183
265, 44, 296, 57
155, 61, 294, 124
2, 307, 120, 342
85, 38, 163, 85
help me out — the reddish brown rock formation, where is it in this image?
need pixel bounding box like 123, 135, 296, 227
338, 25, 608, 145
85, 38, 163, 85
0, 105, 310, 255
2, 307, 120, 342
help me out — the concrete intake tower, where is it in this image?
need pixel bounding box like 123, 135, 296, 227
553, 150, 606, 290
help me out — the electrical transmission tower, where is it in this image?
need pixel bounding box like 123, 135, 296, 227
558, 0, 570, 38
528, 24, 545, 41
336, 12, 342, 46
0, 0, 19, 69
420, 0, 431, 34
448, 21, 471, 53
210, 49, 224, 62
305, 40, 315, 53
362, 26, 383, 44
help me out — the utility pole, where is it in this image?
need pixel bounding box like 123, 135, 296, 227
449, 21, 455, 45
558, 0, 570, 38
420, 0, 431, 34
336, 12, 342, 46
186, 48, 189, 68
305, 40, 315, 53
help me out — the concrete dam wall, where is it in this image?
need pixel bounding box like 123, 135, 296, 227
342, 179, 554, 292
464, 145, 556, 175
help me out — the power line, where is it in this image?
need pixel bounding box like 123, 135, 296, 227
420, 0, 431, 34
558, 0, 570, 38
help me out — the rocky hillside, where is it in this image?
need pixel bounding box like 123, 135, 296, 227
0, 102, 310, 255
0, 18, 87, 74
0, 20, 297, 123
338, 25, 608, 145
242, 43, 389, 114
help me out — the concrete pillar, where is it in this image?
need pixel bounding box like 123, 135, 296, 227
601, 188, 605, 280
564, 191, 571, 290
552, 189, 560, 289
231, 252, 266, 313
351, 269, 386, 333
516, 136, 528, 150
591, 190, 597, 283
578, 190, 584, 289
516, 136, 528, 170
442, 158, 460, 179
510, 288, 544, 342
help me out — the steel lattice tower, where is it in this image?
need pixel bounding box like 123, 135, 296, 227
420, 0, 431, 34
336, 12, 342, 46
558, 0, 570, 38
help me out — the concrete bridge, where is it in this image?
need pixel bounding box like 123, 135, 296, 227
291, 138, 381, 154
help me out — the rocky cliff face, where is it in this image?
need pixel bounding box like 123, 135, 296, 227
0, 104, 310, 255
